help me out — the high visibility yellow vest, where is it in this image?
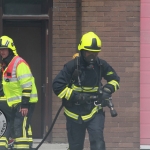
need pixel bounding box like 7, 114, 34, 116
2, 56, 38, 107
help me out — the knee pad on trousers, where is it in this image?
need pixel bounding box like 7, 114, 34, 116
69, 144, 83, 150
96, 141, 105, 150
91, 140, 105, 150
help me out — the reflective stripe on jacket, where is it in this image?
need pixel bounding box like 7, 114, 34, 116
0, 96, 7, 101
2, 56, 38, 107
64, 105, 102, 121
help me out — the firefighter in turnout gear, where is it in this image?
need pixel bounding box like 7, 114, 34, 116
0, 35, 38, 150
52, 32, 120, 150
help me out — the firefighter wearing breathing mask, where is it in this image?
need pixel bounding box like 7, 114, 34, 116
0, 35, 38, 150
52, 31, 120, 150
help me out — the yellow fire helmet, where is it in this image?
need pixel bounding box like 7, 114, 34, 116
0, 35, 18, 56
72, 53, 79, 59
78, 32, 102, 52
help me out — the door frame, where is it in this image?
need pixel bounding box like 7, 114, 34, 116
0, 0, 53, 141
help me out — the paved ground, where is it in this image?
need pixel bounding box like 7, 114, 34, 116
33, 139, 68, 150
32, 139, 149, 150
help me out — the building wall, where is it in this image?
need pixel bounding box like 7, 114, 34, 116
52, 0, 140, 150
52, 0, 78, 143
140, 0, 150, 148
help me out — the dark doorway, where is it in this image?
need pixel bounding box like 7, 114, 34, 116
1, 0, 53, 141
3, 21, 46, 138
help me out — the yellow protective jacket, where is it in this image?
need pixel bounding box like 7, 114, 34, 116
2, 56, 38, 107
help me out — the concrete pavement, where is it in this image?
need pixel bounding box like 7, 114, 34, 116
33, 139, 68, 150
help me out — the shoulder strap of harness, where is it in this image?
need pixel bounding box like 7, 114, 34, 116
96, 57, 103, 90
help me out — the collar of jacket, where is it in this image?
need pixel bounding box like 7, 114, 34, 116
2, 54, 15, 67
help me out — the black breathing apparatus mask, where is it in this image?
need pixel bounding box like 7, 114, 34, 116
82, 50, 98, 69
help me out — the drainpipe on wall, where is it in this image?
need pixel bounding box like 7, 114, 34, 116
76, 0, 82, 50
0, 0, 3, 36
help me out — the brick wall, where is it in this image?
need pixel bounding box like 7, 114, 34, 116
52, 0, 78, 143
52, 0, 140, 150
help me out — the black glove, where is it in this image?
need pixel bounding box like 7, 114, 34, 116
70, 91, 98, 104
99, 87, 112, 107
